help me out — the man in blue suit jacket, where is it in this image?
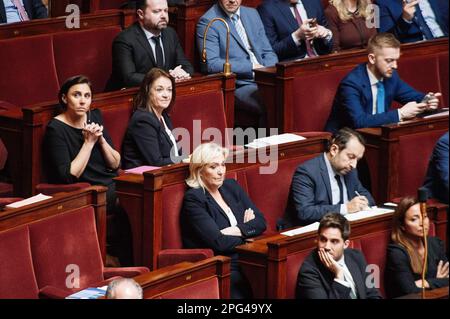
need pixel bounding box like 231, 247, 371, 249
0, 0, 47, 24
423, 131, 449, 204
197, 0, 278, 128
377, 0, 448, 43
325, 32, 442, 133
258, 0, 332, 61
289, 128, 375, 226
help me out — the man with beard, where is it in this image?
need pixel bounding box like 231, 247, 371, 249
324, 32, 441, 133
107, 0, 193, 91
288, 128, 374, 226
296, 212, 382, 299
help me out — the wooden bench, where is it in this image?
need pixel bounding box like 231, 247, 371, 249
114, 133, 331, 269
0, 73, 235, 197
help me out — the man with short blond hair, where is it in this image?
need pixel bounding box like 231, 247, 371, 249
325, 33, 442, 132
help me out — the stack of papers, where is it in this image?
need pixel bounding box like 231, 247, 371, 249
66, 286, 107, 299
246, 133, 305, 149
124, 165, 160, 174
5, 193, 52, 209
344, 206, 394, 222
281, 222, 319, 237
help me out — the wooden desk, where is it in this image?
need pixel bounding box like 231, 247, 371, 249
396, 286, 449, 299
357, 115, 449, 203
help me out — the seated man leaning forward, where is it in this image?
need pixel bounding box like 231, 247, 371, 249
325, 32, 441, 133
296, 212, 382, 299
288, 127, 374, 226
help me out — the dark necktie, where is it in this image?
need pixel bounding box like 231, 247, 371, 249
335, 174, 344, 205
152, 36, 164, 68
414, 5, 434, 40
291, 3, 316, 57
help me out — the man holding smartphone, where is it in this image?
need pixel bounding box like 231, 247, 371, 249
377, 0, 448, 43
325, 32, 442, 133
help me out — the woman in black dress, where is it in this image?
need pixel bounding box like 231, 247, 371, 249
43, 75, 131, 265
122, 68, 184, 168
385, 197, 449, 298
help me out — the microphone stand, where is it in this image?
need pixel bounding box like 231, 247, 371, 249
201, 18, 232, 76
418, 188, 429, 299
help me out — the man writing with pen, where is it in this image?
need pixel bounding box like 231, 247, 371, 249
287, 127, 375, 226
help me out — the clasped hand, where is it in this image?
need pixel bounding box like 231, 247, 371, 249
83, 122, 103, 144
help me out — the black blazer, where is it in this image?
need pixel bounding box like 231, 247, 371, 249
288, 154, 375, 226
296, 248, 382, 299
122, 109, 182, 168
0, 0, 48, 23
181, 179, 267, 267
385, 237, 449, 298
106, 22, 194, 91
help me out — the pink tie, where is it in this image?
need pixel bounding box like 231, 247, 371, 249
11, 0, 30, 21
292, 4, 316, 57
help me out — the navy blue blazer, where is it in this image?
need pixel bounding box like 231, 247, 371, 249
181, 179, 267, 266
423, 131, 449, 204
289, 154, 375, 226
0, 0, 48, 23
296, 248, 382, 299
257, 0, 331, 61
122, 109, 182, 168
325, 63, 425, 133
377, 0, 448, 43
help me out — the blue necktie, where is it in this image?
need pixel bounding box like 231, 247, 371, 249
376, 81, 385, 114
414, 5, 434, 40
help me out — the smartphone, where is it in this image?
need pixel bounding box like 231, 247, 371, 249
309, 18, 317, 28
421, 93, 434, 104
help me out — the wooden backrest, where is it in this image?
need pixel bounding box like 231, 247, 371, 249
134, 255, 231, 299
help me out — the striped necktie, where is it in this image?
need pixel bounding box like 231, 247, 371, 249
231, 14, 259, 65
11, 0, 30, 21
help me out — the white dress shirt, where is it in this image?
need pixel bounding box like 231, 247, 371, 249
334, 254, 358, 299
418, 0, 444, 38
141, 26, 166, 65
160, 116, 179, 157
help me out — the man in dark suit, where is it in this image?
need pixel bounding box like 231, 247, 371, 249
106, 0, 193, 91
296, 212, 382, 299
423, 131, 449, 204
325, 32, 442, 133
257, 0, 332, 61
1, 0, 47, 24
288, 128, 374, 226
377, 0, 448, 43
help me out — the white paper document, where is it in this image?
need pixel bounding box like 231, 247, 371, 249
344, 206, 394, 221
66, 286, 107, 299
281, 222, 320, 237
5, 193, 52, 209
245, 133, 305, 149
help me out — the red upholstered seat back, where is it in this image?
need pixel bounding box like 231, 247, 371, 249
28, 206, 104, 292
0, 226, 39, 299
292, 69, 349, 131
100, 104, 134, 154
285, 249, 314, 298
438, 52, 449, 107
245, 156, 316, 233
360, 230, 390, 298
0, 35, 59, 106
162, 183, 188, 249
170, 91, 228, 153
398, 56, 441, 100
398, 130, 446, 198
53, 27, 121, 93
155, 277, 220, 299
